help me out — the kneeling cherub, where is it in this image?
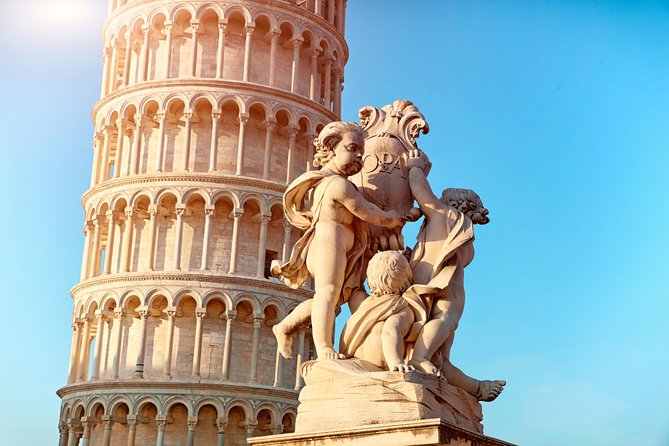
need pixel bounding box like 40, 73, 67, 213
339, 250, 425, 372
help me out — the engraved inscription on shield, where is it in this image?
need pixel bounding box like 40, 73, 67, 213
351, 134, 413, 215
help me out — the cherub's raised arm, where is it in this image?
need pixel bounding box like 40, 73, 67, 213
407, 151, 443, 219
334, 179, 402, 228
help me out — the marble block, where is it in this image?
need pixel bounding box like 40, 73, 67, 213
294, 359, 484, 435
248, 418, 515, 446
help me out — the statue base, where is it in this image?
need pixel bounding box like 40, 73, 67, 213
247, 418, 515, 446
295, 359, 483, 434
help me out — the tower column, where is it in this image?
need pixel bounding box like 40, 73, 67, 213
122, 33, 133, 86
155, 111, 167, 172
285, 127, 298, 183
66, 422, 78, 446
262, 120, 276, 180
164, 22, 173, 78
235, 114, 249, 175
111, 309, 124, 379
187, 418, 197, 446
173, 205, 186, 270
182, 112, 193, 171
323, 57, 333, 110
103, 211, 117, 275
126, 417, 138, 446
77, 317, 91, 381
216, 421, 227, 446
216, 22, 227, 78
90, 132, 103, 186
113, 119, 126, 179
256, 215, 271, 278
242, 26, 254, 81
249, 316, 264, 383
191, 309, 206, 379
99, 125, 112, 182
268, 31, 280, 86
89, 216, 102, 278
67, 322, 83, 384
156, 418, 167, 446
228, 208, 243, 274
108, 39, 119, 93
333, 66, 342, 116
80, 419, 94, 446
58, 423, 68, 446
209, 111, 221, 172
121, 207, 134, 273
190, 21, 200, 77
221, 310, 236, 380
129, 114, 143, 175
309, 48, 320, 101
147, 205, 158, 271
102, 416, 114, 446
134, 308, 149, 377
91, 310, 106, 380
80, 222, 93, 281
139, 25, 150, 82
101, 46, 111, 97
163, 308, 177, 378
200, 206, 215, 270
290, 38, 303, 94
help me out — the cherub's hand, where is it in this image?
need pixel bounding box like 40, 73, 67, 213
404, 207, 422, 222
406, 149, 432, 176
388, 210, 404, 228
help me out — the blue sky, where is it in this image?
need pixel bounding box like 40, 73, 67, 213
0, 1, 668, 445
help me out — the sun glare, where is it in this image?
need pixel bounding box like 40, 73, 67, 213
38, 0, 93, 25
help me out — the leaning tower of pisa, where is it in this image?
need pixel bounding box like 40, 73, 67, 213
57, 1, 347, 444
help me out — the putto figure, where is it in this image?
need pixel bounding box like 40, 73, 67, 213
339, 250, 424, 372
406, 150, 505, 401
272, 122, 404, 360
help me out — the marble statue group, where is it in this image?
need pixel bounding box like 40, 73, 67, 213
271, 100, 505, 404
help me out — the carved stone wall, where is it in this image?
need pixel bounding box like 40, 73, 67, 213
58, 1, 347, 445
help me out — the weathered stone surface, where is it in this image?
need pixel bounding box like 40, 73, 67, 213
295, 359, 483, 434
249, 418, 515, 446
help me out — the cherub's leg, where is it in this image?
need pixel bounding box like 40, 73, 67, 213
273, 300, 313, 359
438, 334, 506, 401
410, 297, 460, 374
308, 249, 347, 360
382, 309, 415, 372
347, 289, 368, 314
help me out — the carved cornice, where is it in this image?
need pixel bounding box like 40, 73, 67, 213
57, 379, 299, 401
92, 78, 338, 122
70, 271, 314, 299
81, 173, 287, 207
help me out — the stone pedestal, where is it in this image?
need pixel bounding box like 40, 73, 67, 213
248, 418, 515, 446
296, 359, 483, 434
247, 359, 516, 445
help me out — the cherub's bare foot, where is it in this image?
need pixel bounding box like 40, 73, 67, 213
317, 346, 343, 360
409, 359, 441, 376
476, 380, 506, 402
392, 363, 415, 373
272, 324, 293, 359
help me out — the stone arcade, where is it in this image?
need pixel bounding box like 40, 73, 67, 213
58, 1, 347, 445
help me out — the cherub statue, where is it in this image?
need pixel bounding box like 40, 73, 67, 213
406, 150, 506, 402
271, 122, 404, 360
338, 250, 426, 372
